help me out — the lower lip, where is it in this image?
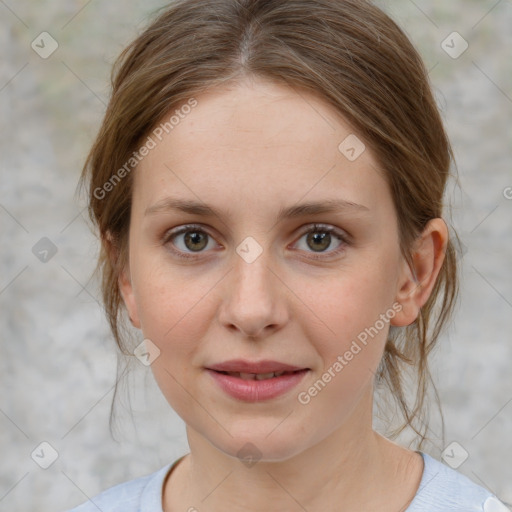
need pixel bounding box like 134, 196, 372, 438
206, 369, 309, 402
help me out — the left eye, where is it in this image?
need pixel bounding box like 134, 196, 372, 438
293, 224, 348, 258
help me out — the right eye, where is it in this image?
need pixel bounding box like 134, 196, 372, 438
163, 224, 219, 260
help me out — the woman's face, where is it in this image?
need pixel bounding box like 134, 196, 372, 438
120, 76, 415, 461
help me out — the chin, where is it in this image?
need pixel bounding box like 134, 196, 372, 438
212, 428, 310, 465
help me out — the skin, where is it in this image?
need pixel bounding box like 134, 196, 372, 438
118, 75, 448, 511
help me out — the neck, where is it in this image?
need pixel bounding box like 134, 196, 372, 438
164, 391, 420, 511
187, 428, 383, 510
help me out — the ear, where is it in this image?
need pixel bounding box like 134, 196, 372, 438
104, 230, 141, 329
391, 218, 448, 327
119, 261, 141, 329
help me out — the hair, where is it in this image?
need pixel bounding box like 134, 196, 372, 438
80, 0, 459, 450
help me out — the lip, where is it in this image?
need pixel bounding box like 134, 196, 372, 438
207, 359, 307, 374
205, 359, 310, 402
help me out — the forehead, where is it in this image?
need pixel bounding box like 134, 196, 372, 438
134, 77, 390, 215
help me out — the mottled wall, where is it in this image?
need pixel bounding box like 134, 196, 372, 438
1, 1, 511, 510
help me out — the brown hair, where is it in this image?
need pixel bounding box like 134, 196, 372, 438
80, 0, 458, 449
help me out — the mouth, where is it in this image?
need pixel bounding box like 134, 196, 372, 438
205, 365, 310, 402
213, 370, 306, 380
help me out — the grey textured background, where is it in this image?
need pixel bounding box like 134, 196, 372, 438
1, 1, 511, 510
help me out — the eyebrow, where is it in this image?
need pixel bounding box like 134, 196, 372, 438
144, 197, 369, 221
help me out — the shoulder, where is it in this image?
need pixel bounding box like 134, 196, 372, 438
407, 452, 508, 512
65, 462, 175, 512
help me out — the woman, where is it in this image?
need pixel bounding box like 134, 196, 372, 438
68, 0, 506, 510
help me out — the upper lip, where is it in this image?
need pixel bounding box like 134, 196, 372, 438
206, 359, 308, 374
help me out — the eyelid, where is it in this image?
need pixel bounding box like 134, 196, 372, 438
294, 223, 350, 242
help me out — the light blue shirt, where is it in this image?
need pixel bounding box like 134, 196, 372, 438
66, 452, 508, 511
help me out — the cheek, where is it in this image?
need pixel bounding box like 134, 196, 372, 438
132, 247, 183, 320
294, 279, 392, 422
132, 258, 215, 412
299, 263, 398, 340
295, 255, 399, 379
131, 253, 216, 360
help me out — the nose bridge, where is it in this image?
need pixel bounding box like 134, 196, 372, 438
218, 239, 287, 338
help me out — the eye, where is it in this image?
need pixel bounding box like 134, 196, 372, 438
293, 223, 349, 259
163, 224, 218, 260
163, 223, 350, 261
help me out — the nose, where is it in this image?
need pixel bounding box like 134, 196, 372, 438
217, 247, 289, 340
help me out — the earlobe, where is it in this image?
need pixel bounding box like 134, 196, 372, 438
390, 218, 448, 327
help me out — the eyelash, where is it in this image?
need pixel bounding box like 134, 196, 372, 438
162, 223, 350, 261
